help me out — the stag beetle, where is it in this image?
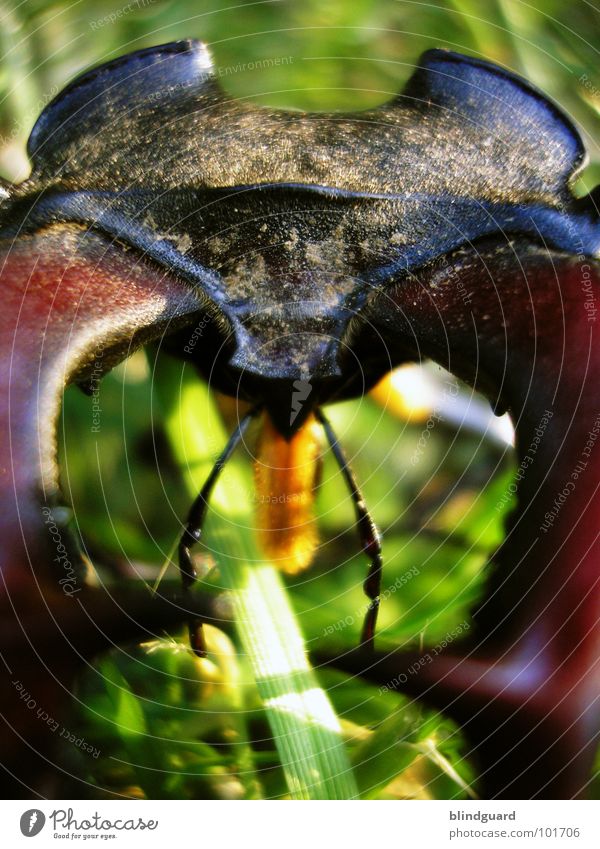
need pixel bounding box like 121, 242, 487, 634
1, 39, 599, 797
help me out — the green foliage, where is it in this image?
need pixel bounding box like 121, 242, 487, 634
56, 351, 507, 798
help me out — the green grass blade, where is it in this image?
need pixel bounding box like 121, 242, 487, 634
155, 358, 358, 800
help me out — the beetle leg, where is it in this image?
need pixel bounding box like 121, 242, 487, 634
315, 409, 382, 649
178, 406, 258, 656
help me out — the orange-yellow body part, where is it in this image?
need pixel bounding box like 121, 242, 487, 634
254, 412, 321, 574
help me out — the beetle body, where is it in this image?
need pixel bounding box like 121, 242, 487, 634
1, 39, 600, 797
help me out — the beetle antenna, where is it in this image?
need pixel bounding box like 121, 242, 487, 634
179, 404, 259, 656
315, 408, 382, 650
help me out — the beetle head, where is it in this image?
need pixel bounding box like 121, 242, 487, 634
4, 38, 599, 438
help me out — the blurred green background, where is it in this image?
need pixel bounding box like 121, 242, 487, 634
2, 0, 599, 799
